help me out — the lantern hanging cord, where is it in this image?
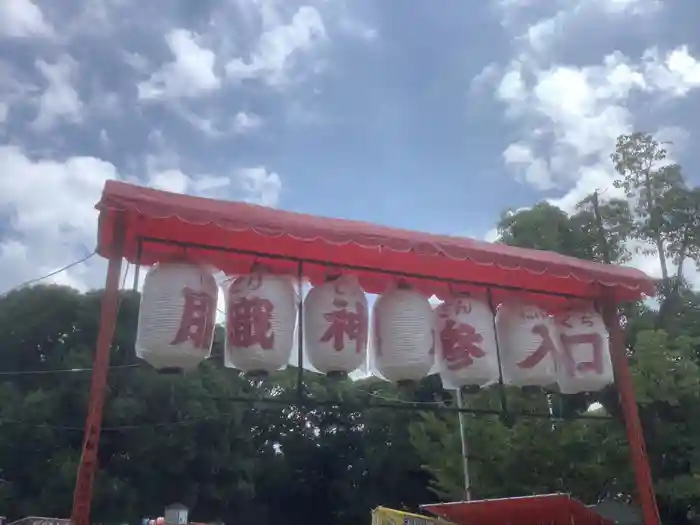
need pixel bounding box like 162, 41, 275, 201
0, 251, 97, 298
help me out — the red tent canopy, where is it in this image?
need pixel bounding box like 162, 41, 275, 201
95, 180, 655, 309
422, 494, 615, 525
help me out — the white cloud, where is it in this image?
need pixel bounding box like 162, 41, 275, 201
595, 0, 661, 16
226, 5, 326, 87
138, 29, 221, 100
0, 0, 53, 38
497, 0, 660, 53
484, 0, 700, 287
497, 66, 527, 104
233, 112, 264, 134
643, 46, 700, 97
503, 142, 554, 190
0, 145, 117, 294
236, 167, 283, 207
0, 145, 284, 295
495, 47, 700, 207
32, 55, 83, 131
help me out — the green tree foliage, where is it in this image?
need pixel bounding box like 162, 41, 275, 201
1, 130, 700, 525
411, 131, 700, 525
0, 289, 434, 524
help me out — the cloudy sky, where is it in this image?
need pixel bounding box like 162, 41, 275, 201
1, 0, 699, 295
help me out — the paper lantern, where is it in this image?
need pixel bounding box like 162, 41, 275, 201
135, 262, 218, 372
554, 308, 613, 394
436, 296, 500, 389
224, 272, 297, 376
304, 274, 368, 377
372, 286, 434, 383
495, 301, 559, 387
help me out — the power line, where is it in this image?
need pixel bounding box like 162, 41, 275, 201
0, 363, 142, 377
0, 261, 137, 378
0, 411, 245, 432
0, 251, 97, 298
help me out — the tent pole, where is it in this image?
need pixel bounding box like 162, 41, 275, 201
456, 387, 472, 501
602, 300, 660, 525
70, 219, 125, 525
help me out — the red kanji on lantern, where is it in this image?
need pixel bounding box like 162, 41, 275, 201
560, 332, 605, 376
558, 313, 595, 329
320, 298, 367, 353
440, 320, 485, 370
517, 323, 559, 369
170, 287, 216, 351
228, 296, 275, 349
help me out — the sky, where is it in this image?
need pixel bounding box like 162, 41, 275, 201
1, 0, 700, 296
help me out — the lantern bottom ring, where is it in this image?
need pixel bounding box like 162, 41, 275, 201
326, 370, 348, 380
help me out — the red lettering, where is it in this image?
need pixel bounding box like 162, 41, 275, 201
560, 332, 604, 376
517, 323, 559, 369
454, 300, 472, 315
558, 315, 573, 329
521, 309, 547, 322
440, 320, 485, 370
320, 298, 368, 353
171, 287, 216, 350
580, 313, 595, 328
557, 313, 596, 330
228, 296, 275, 349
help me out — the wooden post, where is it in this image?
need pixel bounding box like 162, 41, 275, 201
70, 219, 125, 525
602, 300, 660, 525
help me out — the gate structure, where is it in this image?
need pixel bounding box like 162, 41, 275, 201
71, 180, 659, 525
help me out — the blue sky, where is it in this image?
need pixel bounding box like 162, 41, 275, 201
0, 0, 699, 292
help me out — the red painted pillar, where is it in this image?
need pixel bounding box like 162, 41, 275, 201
71, 220, 125, 525
602, 300, 660, 525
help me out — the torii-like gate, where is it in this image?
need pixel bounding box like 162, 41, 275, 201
71, 180, 660, 525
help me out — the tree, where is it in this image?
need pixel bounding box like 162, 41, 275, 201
0, 285, 437, 525
611, 133, 683, 289
572, 191, 633, 264
497, 203, 587, 258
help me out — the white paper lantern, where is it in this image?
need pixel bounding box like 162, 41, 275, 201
372, 286, 434, 383
495, 301, 559, 387
136, 262, 218, 372
304, 275, 368, 377
436, 296, 500, 389
554, 308, 613, 394
225, 272, 297, 376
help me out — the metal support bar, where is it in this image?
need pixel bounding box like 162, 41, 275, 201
70, 216, 125, 525
456, 388, 472, 501
487, 289, 509, 420
132, 238, 142, 293
602, 300, 660, 525
296, 262, 305, 401
139, 237, 590, 300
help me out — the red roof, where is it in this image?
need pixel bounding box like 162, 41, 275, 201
422, 494, 615, 525
95, 181, 655, 309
